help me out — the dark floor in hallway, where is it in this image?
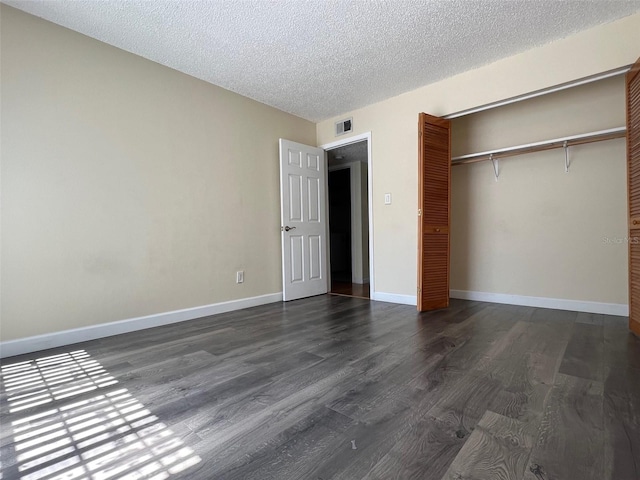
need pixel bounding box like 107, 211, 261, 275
330, 281, 370, 299
1, 296, 639, 480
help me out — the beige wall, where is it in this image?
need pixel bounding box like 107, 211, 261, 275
0, 6, 315, 341
317, 13, 640, 303
451, 77, 627, 304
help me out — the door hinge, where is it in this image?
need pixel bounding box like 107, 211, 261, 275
418, 209, 421, 216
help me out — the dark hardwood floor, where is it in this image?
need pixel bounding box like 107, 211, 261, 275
1, 296, 639, 480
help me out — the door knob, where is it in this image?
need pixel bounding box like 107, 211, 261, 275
284, 226, 296, 232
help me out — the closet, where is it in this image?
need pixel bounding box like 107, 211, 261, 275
418, 61, 638, 329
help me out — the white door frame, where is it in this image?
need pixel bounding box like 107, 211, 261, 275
320, 132, 374, 297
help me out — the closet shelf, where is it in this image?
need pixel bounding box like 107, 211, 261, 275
451, 126, 627, 165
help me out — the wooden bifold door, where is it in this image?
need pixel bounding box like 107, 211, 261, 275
417, 113, 451, 311
628, 57, 640, 336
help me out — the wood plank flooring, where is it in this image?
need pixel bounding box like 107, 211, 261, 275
1, 296, 639, 480
331, 281, 370, 299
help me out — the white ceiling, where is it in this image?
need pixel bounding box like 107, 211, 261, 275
5, 1, 640, 122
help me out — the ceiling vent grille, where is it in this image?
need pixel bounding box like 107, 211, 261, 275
335, 118, 353, 136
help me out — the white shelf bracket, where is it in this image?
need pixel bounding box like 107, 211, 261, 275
490, 154, 499, 181
563, 141, 569, 173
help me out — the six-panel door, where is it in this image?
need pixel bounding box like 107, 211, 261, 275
279, 139, 328, 301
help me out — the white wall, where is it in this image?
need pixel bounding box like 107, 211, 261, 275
0, 6, 316, 342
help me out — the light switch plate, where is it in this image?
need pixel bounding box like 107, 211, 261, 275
384, 193, 392, 205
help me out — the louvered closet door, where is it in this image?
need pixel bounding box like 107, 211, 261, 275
628, 57, 640, 336
418, 113, 451, 311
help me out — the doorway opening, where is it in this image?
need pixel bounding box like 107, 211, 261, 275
326, 140, 370, 299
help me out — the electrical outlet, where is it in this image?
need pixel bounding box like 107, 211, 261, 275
236, 271, 244, 284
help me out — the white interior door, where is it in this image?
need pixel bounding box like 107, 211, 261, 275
279, 139, 328, 301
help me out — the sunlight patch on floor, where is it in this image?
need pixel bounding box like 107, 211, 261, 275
1, 350, 201, 479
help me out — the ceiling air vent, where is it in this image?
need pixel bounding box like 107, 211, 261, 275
335, 117, 353, 136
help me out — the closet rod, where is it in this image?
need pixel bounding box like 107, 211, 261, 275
451, 126, 626, 165
444, 66, 631, 119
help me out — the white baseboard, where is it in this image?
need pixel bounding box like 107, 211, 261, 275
372, 292, 417, 306
4, 289, 626, 359
0, 292, 283, 359
450, 290, 628, 317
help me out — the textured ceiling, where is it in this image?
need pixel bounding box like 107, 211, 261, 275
4, 1, 640, 122
328, 140, 368, 167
